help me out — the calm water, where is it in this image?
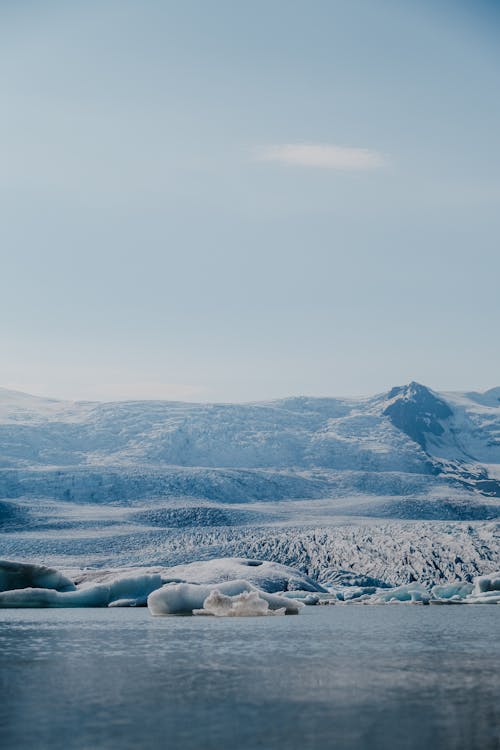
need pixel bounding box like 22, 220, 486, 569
0, 606, 498, 750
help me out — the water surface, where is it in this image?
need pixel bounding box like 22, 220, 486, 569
0, 606, 498, 750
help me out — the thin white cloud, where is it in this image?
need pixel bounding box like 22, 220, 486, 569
256, 143, 385, 171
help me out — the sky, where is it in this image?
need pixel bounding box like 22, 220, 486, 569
1, 0, 499, 402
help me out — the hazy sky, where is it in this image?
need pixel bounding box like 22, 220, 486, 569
1, 0, 499, 402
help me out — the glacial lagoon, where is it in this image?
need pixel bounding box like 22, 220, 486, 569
0, 606, 498, 750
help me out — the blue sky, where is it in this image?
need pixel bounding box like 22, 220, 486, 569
1, 0, 499, 402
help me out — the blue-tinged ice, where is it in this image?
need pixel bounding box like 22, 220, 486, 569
0, 560, 75, 593
431, 582, 473, 600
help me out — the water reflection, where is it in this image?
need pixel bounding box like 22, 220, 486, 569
0, 607, 498, 750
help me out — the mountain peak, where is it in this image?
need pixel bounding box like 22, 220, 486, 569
386, 381, 433, 402
383, 382, 452, 450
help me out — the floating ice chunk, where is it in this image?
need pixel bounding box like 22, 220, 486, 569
342, 586, 377, 602
193, 589, 286, 617
431, 582, 473, 600
302, 594, 319, 606
458, 571, 500, 604
71, 570, 164, 606
160, 558, 326, 593
472, 571, 500, 596
148, 579, 303, 616
326, 570, 392, 589
328, 585, 379, 602
0, 571, 164, 608
375, 583, 430, 604
0, 584, 109, 608
285, 592, 320, 605
0, 560, 75, 593
104, 573, 163, 606
466, 591, 500, 604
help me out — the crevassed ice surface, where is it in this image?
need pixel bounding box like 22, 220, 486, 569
0, 383, 498, 582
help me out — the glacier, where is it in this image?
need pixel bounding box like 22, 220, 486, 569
0, 382, 498, 586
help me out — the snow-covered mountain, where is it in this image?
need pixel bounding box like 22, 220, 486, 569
0, 381, 499, 506
0, 383, 498, 580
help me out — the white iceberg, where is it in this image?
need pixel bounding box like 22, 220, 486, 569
147, 579, 303, 616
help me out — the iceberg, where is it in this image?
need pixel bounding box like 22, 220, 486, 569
0, 568, 163, 608
466, 591, 500, 604
431, 582, 473, 600
472, 571, 500, 595
147, 579, 303, 616
375, 583, 430, 604
0, 585, 109, 608
465, 571, 500, 604
0, 560, 75, 593
89, 572, 163, 606
159, 558, 326, 593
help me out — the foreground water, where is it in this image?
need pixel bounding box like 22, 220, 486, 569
0, 606, 498, 750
